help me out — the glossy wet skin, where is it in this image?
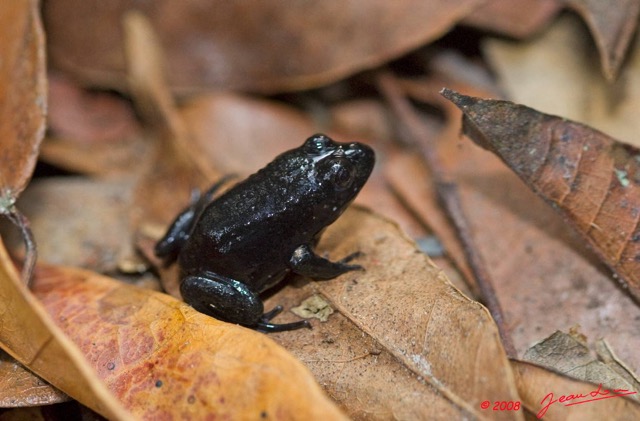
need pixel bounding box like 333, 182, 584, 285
155, 134, 375, 332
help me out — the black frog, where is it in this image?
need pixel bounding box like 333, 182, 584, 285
155, 134, 375, 332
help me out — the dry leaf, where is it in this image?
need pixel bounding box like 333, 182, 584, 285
180, 93, 318, 175
462, 0, 561, 38
386, 71, 640, 377
0, 238, 132, 419
269, 207, 522, 420
46, 73, 140, 145
124, 11, 216, 228
483, 13, 640, 147
41, 73, 146, 177
524, 330, 640, 399
443, 89, 640, 303
512, 360, 640, 419
268, 278, 474, 420
595, 340, 640, 392
0, 350, 68, 407
385, 148, 478, 298
29, 263, 346, 419
566, 0, 640, 81
0, 0, 46, 199
2, 178, 134, 273
44, 0, 482, 94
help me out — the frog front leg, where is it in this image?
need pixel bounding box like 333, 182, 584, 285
180, 272, 310, 332
289, 244, 363, 279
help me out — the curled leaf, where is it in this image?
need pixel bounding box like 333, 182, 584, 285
442, 89, 640, 302
566, 0, 640, 81
0, 238, 131, 419
0, 0, 46, 197
0, 0, 47, 284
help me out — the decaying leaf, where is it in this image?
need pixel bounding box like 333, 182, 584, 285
512, 360, 640, 419
443, 89, 640, 303
566, 0, 640, 81
385, 150, 478, 298
0, 238, 132, 419
269, 277, 476, 420
524, 330, 640, 399
180, 93, 319, 175
29, 263, 346, 419
44, 0, 482, 94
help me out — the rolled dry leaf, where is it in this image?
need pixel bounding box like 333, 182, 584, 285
442, 88, 640, 302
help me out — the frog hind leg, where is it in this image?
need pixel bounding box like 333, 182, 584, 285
180, 272, 310, 332
154, 175, 235, 264
289, 244, 363, 280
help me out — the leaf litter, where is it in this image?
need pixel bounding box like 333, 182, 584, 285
2, 1, 640, 419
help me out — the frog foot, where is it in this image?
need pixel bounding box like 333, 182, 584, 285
256, 305, 311, 333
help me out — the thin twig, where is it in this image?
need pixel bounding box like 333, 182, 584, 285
377, 72, 516, 358
4, 206, 37, 287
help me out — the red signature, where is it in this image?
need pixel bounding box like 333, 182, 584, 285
537, 383, 637, 418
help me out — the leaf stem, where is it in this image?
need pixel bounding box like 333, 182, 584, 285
377, 72, 516, 358
3, 206, 37, 287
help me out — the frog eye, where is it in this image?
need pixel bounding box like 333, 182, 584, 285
327, 160, 355, 190
305, 134, 332, 153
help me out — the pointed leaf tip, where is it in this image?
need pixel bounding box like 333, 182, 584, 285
439, 88, 477, 110
441, 92, 552, 181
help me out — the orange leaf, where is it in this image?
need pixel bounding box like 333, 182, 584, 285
29, 264, 346, 419
0, 0, 46, 199
0, 238, 131, 419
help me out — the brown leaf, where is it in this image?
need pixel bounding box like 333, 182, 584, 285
180, 93, 318, 175
385, 147, 478, 298
411, 58, 640, 375
41, 73, 147, 177
29, 264, 346, 419
0, 0, 46, 199
1, 178, 134, 273
511, 360, 640, 419
443, 89, 640, 303
566, 0, 640, 81
0, 238, 132, 419
462, 0, 561, 38
268, 280, 474, 419
523, 330, 640, 398
0, 349, 68, 407
124, 11, 216, 227
44, 0, 482, 94
270, 207, 522, 420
